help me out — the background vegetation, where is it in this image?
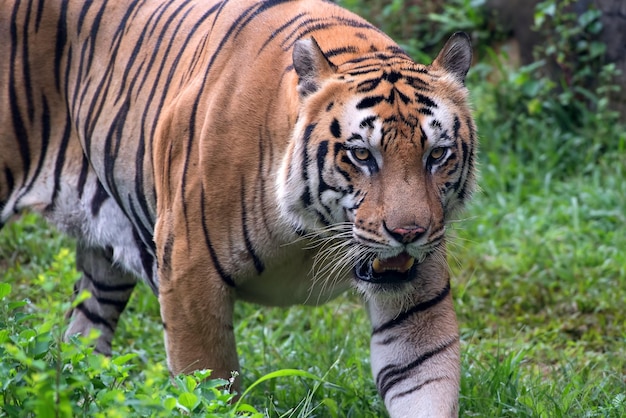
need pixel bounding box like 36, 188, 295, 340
1, 0, 624, 416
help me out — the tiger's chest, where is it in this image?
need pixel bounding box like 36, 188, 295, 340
235, 246, 353, 307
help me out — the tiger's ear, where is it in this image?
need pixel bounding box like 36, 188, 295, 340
431, 32, 472, 85
293, 37, 337, 98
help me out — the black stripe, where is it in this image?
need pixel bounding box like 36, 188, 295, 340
82, 53, 115, 156
53, 0, 68, 92
446, 160, 460, 177
94, 295, 129, 311
390, 377, 447, 401
108, 0, 144, 100
34, 0, 45, 31
76, 0, 95, 34
256, 123, 275, 237
453, 115, 461, 139
457, 116, 477, 203
21, 0, 35, 122
281, 15, 380, 51
315, 140, 338, 219
132, 227, 157, 293
356, 77, 382, 93
201, 188, 236, 287
101, 101, 128, 207
300, 187, 312, 209
90, 181, 109, 217
9, 1, 30, 181
75, 303, 115, 332
20, 94, 51, 198
334, 143, 352, 183
455, 140, 470, 194
359, 116, 376, 129
76, 155, 90, 198
347, 68, 382, 77
377, 337, 457, 400
135, 0, 192, 95
48, 31, 75, 211
279, 16, 331, 49
385, 70, 401, 83
330, 119, 341, 138
430, 119, 442, 129
146, 0, 181, 37
416, 93, 438, 109
234, 0, 296, 40
299, 124, 316, 208
4, 166, 15, 196
356, 95, 384, 109
324, 45, 359, 58
419, 124, 428, 148
84, 1, 107, 75
240, 179, 265, 274
2, 167, 16, 213
85, 272, 136, 293
127, 193, 156, 255
405, 76, 430, 90
108, 0, 142, 51
71, 1, 105, 117
395, 87, 411, 105
204, 1, 260, 78
372, 281, 451, 334
258, 12, 307, 55
133, 135, 154, 230
386, 45, 409, 56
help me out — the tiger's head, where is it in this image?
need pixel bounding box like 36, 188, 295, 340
277, 33, 476, 297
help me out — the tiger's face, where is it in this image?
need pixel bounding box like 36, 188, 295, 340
278, 35, 475, 296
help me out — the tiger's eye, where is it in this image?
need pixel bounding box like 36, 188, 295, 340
352, 148, 371, 161
430, 147, 445, 161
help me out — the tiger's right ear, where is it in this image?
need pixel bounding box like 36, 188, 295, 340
293, 37, 337, 98
431, 32, 473, 85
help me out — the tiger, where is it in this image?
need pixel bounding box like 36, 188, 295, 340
0, 0, 477, 416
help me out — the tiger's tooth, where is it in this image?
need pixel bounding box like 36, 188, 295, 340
403, 257, 415, 272
372, 258, 383, 273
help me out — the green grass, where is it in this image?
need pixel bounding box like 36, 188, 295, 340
2, 1, 626, 416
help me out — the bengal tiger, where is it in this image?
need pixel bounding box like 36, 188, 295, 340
0, 0, 477, 416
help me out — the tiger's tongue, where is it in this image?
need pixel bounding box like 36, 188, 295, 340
372, 253, 415, 273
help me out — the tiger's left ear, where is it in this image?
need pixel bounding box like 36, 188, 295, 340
293, 37, 337, 98
431, 32, 472, 85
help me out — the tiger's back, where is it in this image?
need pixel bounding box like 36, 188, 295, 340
1, 1, 477, 416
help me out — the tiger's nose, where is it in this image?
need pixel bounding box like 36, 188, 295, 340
384, 223, 427, 244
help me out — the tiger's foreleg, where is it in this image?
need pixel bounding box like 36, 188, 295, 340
155, 214, 240, 385
367, 258, 460, 417
65, 242, 137, 355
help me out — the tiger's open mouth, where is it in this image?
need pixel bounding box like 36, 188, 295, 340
354, 252, 417, 285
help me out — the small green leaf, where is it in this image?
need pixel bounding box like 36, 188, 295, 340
71, 290, 92, 308
0, 283, 11, 299
112, 353, 138, 366
178, 392, 199, 410
163, 396, 177, 410
183, 374, 197, 392
8, 300, 27, 310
